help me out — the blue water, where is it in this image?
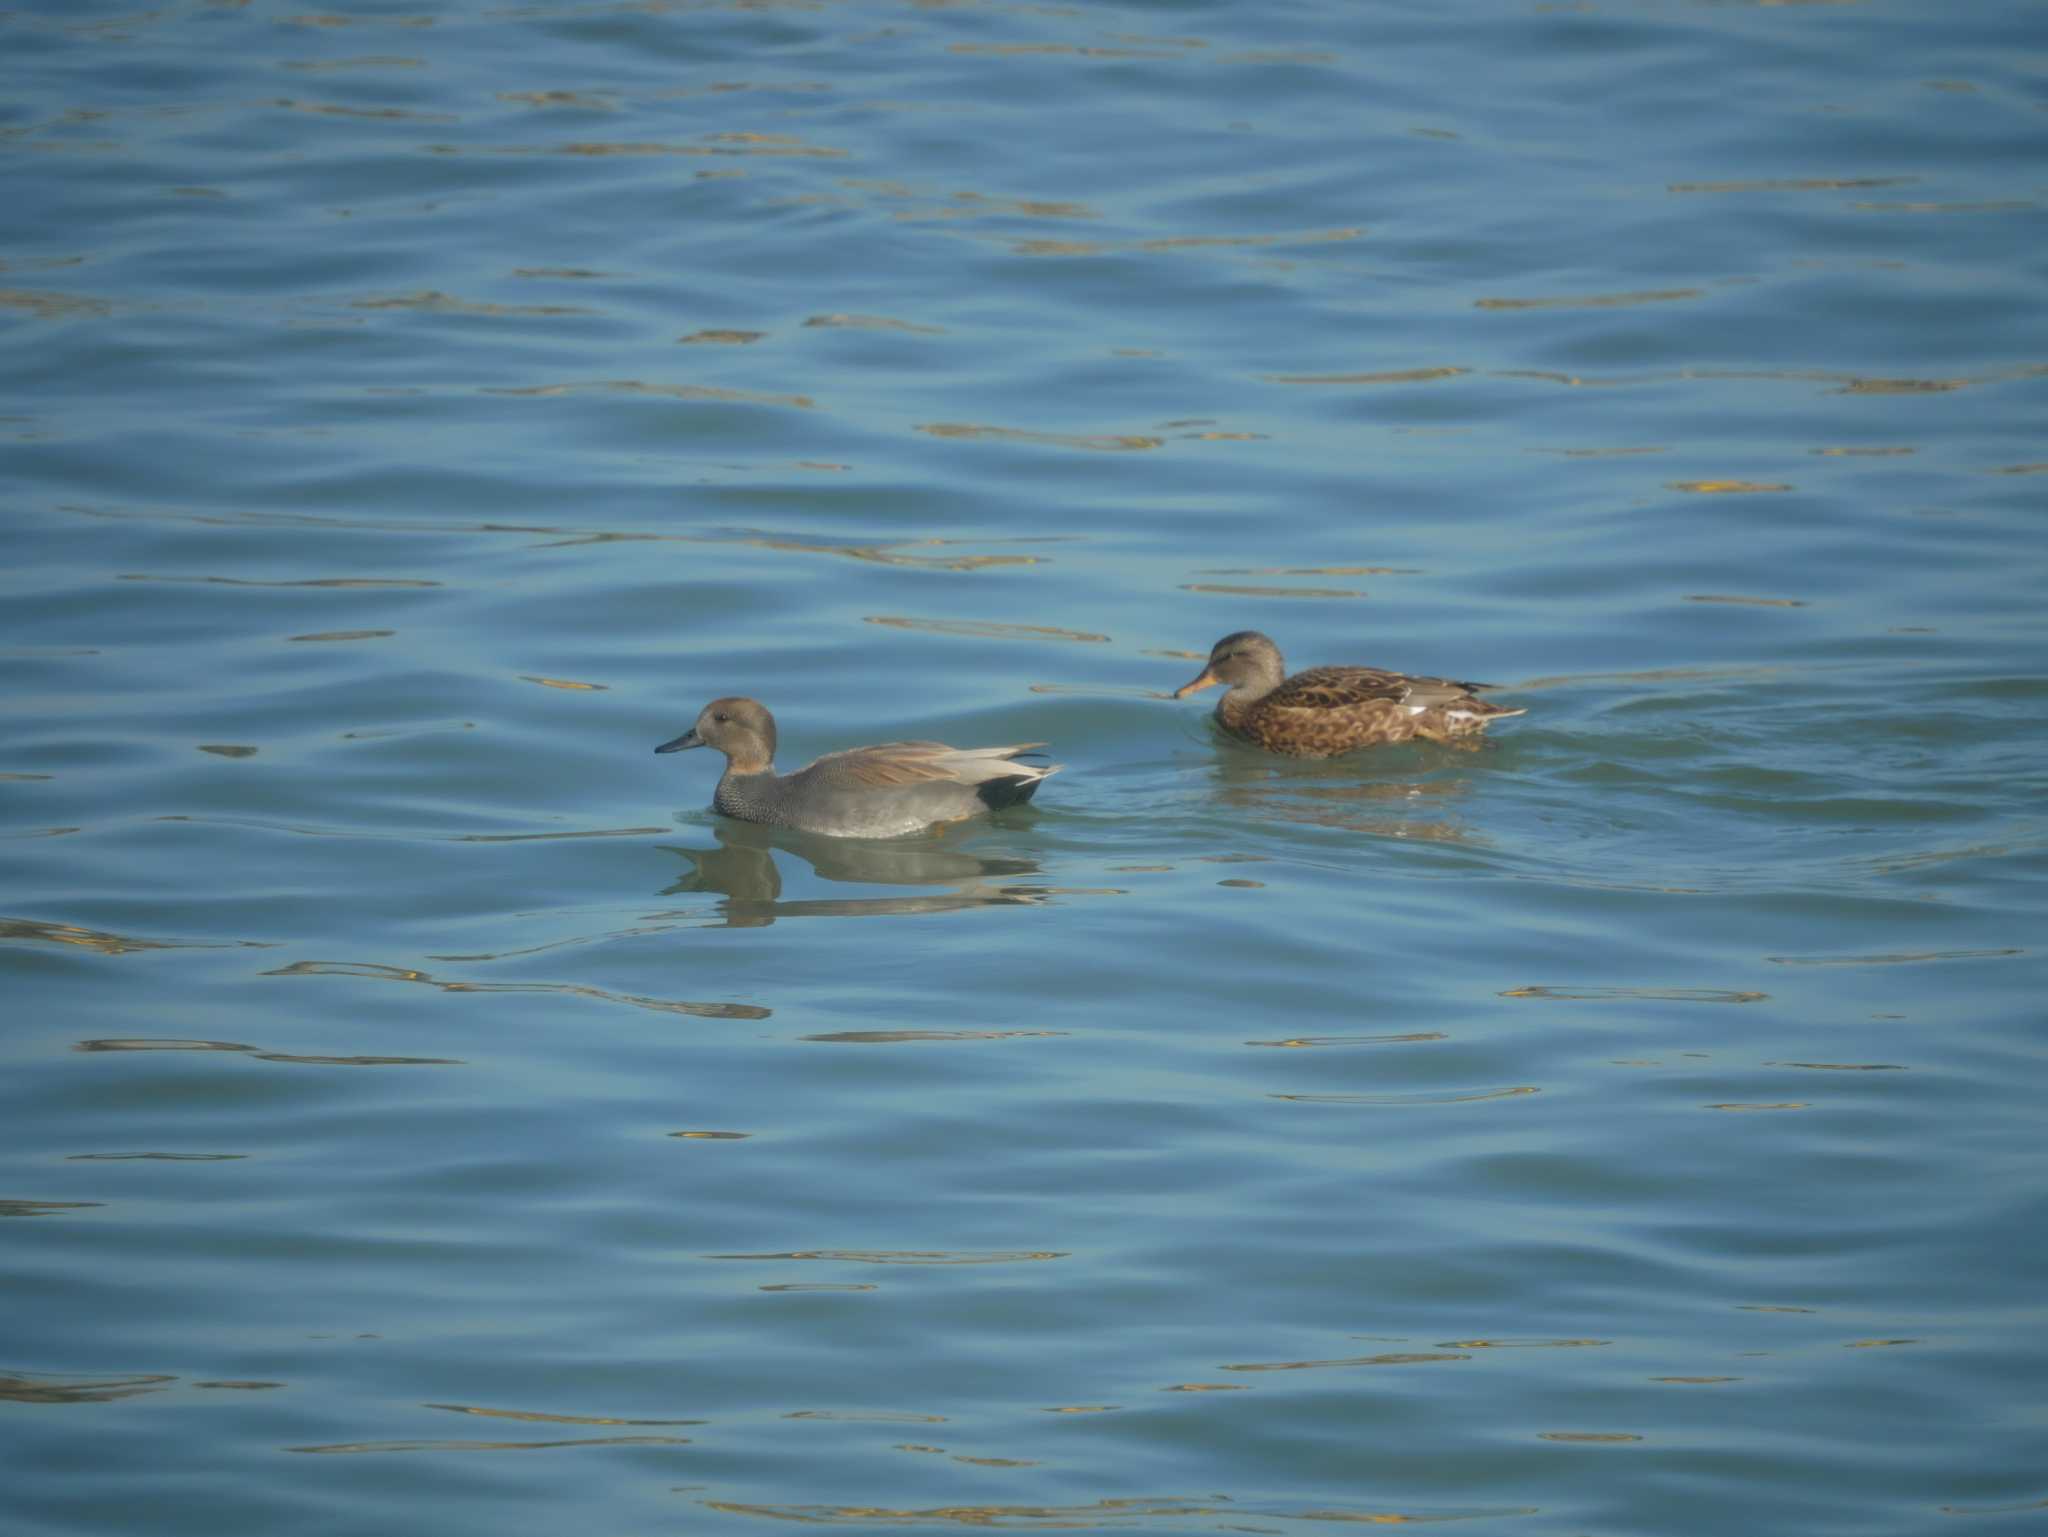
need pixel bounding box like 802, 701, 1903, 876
5, 1, 2046, 1533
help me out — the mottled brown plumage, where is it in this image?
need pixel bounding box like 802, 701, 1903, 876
1173, 631, 1524, 757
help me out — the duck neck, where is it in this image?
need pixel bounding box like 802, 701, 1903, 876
1216, 685, 1262, 728
713, 757, 777, 820
1217, 662, 1282, 721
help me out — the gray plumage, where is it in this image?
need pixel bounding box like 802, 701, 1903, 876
654, 696, 1058, 838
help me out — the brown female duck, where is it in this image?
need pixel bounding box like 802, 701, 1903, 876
1173, 630, 1523, 756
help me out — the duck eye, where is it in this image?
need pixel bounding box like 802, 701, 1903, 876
713, 712, 729, 723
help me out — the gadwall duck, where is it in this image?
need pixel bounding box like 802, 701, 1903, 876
1173, 631, 1524, 756
655, 697, 1058, 838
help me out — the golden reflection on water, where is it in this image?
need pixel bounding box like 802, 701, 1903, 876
803, 312, 946, 334
424, 135, 845, 161
801, 1030, 1065, 1044
1669, 480, 1793, 494
1250, 1032, 1448, 1048
730, 534, 1041, 571
499, 89, 615, 110
950, 40, 1204, 59
705, 1498, 1230, 1527
1266, 365, 1467, 385
523, 525, 1044, 570
1242, 361, 2048, 399
915, 422, 1163, 451
1011, 225, 1362, 258
1765, 1061, 1904, 1071
78, 502, 1060, 573
268, 98, 452, 123
1534, 445, 1669, 457
0, 1371, 174, 1404
1668, 176, 1918, 193
1942, 1498, 2048, 1517
838, 179, 1096, 221
1852, 199, 2037, 214
425, 1403, 703, 1426
486, 379, 814, 409
705, 1496, 1539, 1527
1704, 1102, 1809, 1112
1833, 376, 1968, 395
1223, 1352, 1468, 1371
0, 1199, 105, 1217
77, 1035, 462, 1067
1271, 1088, 1539, 1106
1197, 565, 1421, 576
783, 1410, 945, 1423
289, 1434, 691, 1453
280, 54, 424, 71
1537, 1431, 1643, 1444
262, 958, 771, 1020
1438, 1338, 1608, 1349
1179, 583, 1363, 599
1501, 986, 1767, 1004
760, 1283, 878, 1293
2, 916, 269, 955
1766, 947, 2021, 965
0, 288, 112, 319
1477, 289, 1703, 310
354, 290, 591, 317
518, 674, 607, 690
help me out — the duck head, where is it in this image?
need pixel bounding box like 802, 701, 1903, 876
1174, 631, 1286, 699
655, 696, 778, 772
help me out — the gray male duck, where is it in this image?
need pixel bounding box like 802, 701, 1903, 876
656, 696, 1058, 838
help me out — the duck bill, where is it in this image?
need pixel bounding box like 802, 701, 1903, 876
653, 728, 703, 754
1173, 666, 1222, 700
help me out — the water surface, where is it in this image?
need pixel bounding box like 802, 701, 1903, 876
4, 2, 2046, 1533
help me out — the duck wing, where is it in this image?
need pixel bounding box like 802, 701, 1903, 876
1266, 666, 1423, 710
1274, 665, 1504, 710
807, 741, 1055, 789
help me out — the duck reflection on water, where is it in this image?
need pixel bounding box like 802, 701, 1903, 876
658, 818, 1057, 928
1199, 749, 1485, 844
